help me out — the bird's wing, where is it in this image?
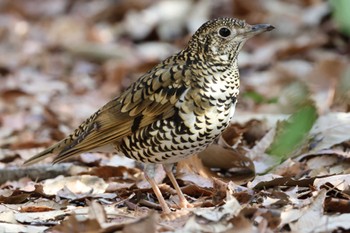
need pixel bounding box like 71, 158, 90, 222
24, 58, 191, 165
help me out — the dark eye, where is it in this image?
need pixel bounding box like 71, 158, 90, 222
218, 27, 231, 37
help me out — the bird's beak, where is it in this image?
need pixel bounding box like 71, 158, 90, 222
243, 24, 275, 38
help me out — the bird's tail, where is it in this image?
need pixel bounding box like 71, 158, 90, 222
23, 140, 65, 166
24, 109, 103, 166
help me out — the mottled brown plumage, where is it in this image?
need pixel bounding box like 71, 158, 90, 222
24, 18, 274, 213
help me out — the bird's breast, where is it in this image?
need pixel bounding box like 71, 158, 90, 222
177, 72, 239, 141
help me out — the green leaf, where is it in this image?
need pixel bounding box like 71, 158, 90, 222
330, 0, 350, 36
243, 91, 265, 104
266, 103, 318, 160
243, 91, 277, 104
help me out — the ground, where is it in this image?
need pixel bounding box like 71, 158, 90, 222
0, 0, 350, 232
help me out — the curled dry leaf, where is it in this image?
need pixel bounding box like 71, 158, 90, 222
180, 184, 213, 199
198, 144, 255, 184
0, 192, 30, 204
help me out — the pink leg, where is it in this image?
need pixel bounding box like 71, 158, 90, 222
144, 164, 171, 213
163, 164, 193, 208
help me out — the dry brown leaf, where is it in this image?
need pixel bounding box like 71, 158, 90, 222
248, 174, 327, 190
122, 212, 156, 233
198, 144, 255, 184
51, 213, 102, 233
88, 165, 139, 180
324, 197, 350, 214
0, 192, 29, 204
20, 206, 55, 213
42, 175, 108, 196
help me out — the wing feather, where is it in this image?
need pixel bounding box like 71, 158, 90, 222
49, 60, 190, 163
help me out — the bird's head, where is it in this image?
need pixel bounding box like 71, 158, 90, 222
187, 18, 274, 62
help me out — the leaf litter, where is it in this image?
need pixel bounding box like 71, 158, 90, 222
0, 0, 350, 232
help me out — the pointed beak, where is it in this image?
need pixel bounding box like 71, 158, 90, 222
243, 24, 275, 37
252, 24, 275, 32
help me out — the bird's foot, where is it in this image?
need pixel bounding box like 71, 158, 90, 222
160, 208, 190, 220
178, 199, 194, 209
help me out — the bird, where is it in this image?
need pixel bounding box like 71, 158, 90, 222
24, 17, 274, 213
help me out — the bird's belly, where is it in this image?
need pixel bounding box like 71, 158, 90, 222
117, 102, 236, 164
155, 103, 236, 164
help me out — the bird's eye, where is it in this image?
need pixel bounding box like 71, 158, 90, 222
218, 27, 231, 37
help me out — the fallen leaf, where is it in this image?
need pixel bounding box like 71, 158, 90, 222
122, 212, 156, 233
309, 112, 350, 152
267, 103, 318, 160
20, 206, 55, 213
181, 193, 242, 232
288, 190, 350, 233
0, 223, 48, 233
198, 144, 255, 184
42, 175, 108, 196
324, 197, 350, 214
313, 174, 350, 191
51, 213, 102, 233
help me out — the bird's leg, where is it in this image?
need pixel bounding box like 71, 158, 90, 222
163, 163, 193, 209
143, 164, 171, 213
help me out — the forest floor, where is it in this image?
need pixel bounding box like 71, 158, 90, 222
0, 0, 350, 232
